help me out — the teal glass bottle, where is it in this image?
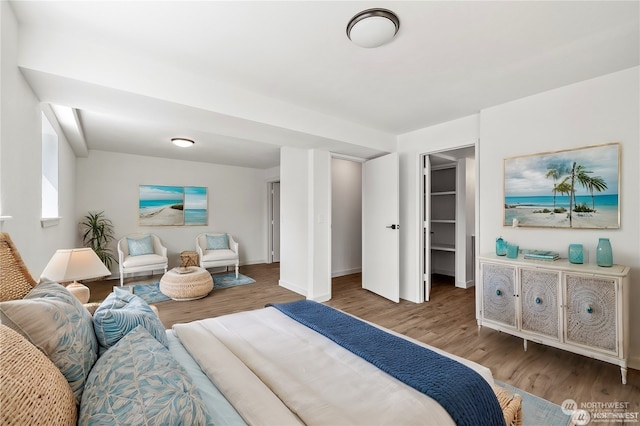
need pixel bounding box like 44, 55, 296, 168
596, 238, 613, 267
496, 237, 507, 256
568, 244, 583, 264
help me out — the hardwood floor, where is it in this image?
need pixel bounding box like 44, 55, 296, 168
89, 264, 639, 416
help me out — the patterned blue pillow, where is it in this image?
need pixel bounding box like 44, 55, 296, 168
127, 235, 154, 256
206, 234, 229, 250
0, 281, 98, 404
79, 326, 212, 425
93, 287, 168, 354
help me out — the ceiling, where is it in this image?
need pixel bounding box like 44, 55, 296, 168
10, 1, 640, 169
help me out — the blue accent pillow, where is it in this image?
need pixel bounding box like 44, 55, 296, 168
93, 287, 168, 354
79, 326, 213, 425
127, 235, 154, 256
206, 234, 229, 250
0, 281, 98, 404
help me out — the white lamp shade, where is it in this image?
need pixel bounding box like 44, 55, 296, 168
347, 9, 400, 49
349, 16, 398, 48
41, 248, 111, 283
171, 138, 195, 148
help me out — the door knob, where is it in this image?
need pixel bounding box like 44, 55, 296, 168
386, 224, 400, 229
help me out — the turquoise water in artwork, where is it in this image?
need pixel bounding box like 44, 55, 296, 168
504, 194, 618, 210
185, 209, 207, 225
139, 199, 183, 214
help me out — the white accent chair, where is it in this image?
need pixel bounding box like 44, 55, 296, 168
196, 232, 239, 278
117, 233, 168, 286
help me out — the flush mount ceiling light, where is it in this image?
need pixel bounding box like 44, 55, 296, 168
171, 137, 195, 148
346, 8, 400, 48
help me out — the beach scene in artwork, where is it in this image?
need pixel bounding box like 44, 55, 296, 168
504, 144, 619, 229
184, 186, 207, 226
139, 185, 185, 226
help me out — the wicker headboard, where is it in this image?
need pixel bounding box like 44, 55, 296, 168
0, 233, 37, 302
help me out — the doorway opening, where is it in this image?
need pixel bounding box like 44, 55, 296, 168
421, 145, 476, 302
331, 157, 362, 281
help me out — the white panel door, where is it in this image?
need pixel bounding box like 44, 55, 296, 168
423, 155, 431, 301
272, 182, 281, 262
362, 153, 399, 302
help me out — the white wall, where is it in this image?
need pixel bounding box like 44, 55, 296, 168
0, 2, 77, 277
397, 116, 479, 302
397, 67, 639, 363
279, 147, 331, 300
331, 158, 362, 277
279, 146, 310, 295
464, 157, 476, 283
75, 150, 270, 275
309, 150, 331, 301
479, 67, 640, 366
454, 157, 475, 289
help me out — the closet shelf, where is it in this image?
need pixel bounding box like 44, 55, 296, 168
432, 243, 455, 252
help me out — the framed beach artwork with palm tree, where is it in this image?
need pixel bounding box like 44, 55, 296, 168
504, 143, 620, 229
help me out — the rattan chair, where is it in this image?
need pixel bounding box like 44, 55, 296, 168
0, 233, 37, 302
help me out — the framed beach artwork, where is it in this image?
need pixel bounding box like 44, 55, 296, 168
503, 143, 620, 229
139, 185, 208, 226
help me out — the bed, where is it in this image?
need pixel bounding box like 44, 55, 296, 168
0, 243, 520, 426
167, 300, 520, 426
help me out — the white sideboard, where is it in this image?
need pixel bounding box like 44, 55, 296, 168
477, 254, 631, 384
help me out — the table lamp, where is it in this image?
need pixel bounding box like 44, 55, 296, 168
40, 248, 111, 303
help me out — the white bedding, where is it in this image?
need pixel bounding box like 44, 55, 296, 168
173, 306, 496, 426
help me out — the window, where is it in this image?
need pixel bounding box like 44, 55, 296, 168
41, 112, 59, 219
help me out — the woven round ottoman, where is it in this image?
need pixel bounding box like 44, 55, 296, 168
159, 266, 213, 301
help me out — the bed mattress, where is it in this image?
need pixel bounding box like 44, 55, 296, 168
172, 305, 498, 425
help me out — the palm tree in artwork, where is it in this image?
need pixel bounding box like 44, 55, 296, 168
555, 179, 574, 224
565, 162, 608, 224
584, 176, 608, 211
545, 168, 560, 211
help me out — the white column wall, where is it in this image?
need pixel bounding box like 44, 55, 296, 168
308, 150, 331, 301
279, 146, 310, 295
279, 147, 332, 300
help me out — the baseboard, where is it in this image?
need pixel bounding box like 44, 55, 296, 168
278, 279, 307, 297
432, 267, 454, 276
455, 279, 475, 289
239, 259, 267, 266
331, 267, 361, 278
309, 292, 331, 303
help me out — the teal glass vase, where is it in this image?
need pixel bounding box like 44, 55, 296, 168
568, 244, 584, 264
496, 237, 507, 256
596, 238, 613, 267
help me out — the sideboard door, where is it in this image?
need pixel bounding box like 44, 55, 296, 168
564, 274, 618, 355
520, 268, 561, 340
481, 262, 517, 328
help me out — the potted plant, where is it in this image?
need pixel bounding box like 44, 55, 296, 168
80, 211, 117, 270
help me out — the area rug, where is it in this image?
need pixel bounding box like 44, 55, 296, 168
495, 380, 571, 426
213, 273, 255, 289
131, 283, 171, 304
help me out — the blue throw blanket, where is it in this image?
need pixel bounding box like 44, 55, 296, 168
270, 300, 505, 426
